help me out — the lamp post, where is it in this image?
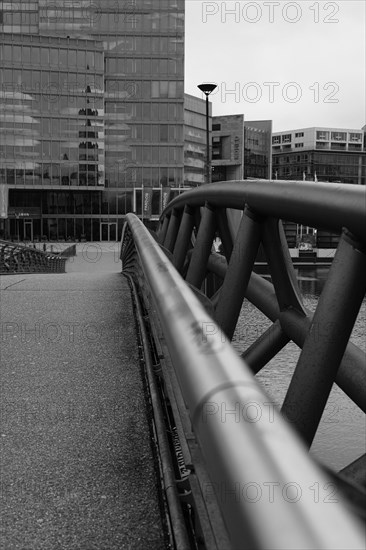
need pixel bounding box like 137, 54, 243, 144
198, 83, 217, 184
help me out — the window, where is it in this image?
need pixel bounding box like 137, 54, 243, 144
282, 134, 292, 143
331, 132, 347, 141
22, 45, 31, 64
295, 132, 304, 138
316, 131, 329, 140
159, 103, 168, 120
295, 143, 304, 148
212, 124, 221, 131
49, 48, 58, 66
349, 133, 362, 142
143, 125, 151, 141
272, 136, 281, 144
159, 125, 168, 141
151, 81, 177, 98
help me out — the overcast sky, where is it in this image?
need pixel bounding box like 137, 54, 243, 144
184, 0, 365, 132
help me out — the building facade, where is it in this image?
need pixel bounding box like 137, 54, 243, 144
184, 93, 209, 187
272, 127, 366, 185
272, 126, 366, 248
211, 115, 272, 182
211, 115, 244, 182
0, 0, 185, 240
244, 120, 272, 180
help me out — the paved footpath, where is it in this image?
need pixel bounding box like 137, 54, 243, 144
0, 245, 166, 549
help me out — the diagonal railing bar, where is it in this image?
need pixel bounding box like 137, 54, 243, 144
277, 308, 366, 416
172, 204, 195, 273
281, 229, 366, 447
340, 454, 366, 488
215, 208, 234, 262
185, 202, 216, 289
158, 213, 170, 245
207, 253, 281, 320
261, 218, 306, 315
163, 207, 182, 252
214, 206, 263, 341
241, 319, 290, 374
207, 251, 366, 414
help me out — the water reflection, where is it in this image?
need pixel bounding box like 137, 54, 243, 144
233, 267, 366, 471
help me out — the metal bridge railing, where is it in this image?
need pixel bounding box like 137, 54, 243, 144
0, 240, 67, 274
121, 179, 366, 550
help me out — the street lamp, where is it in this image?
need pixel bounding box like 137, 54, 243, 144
198, 83, 217, 184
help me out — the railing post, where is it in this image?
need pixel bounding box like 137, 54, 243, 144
159, 215, 170, 245
185, 203, 216, 289
214, 206, 263, 341
163, 208, 181, 252
261, 218, 305, 313
241, 320, 289, 374
282, 229, 366, 446
216, 208, 233, 261
172, 205, 195, 273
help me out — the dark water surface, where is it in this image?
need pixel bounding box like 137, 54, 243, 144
233, 267, 366, 471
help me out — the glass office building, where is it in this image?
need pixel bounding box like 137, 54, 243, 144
0, 0, 185, 241
272, 127, 366, 185
244, 120, 272, 180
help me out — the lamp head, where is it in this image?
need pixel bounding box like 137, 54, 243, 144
198, 83, 217, 96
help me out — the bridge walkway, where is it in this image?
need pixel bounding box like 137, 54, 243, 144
0, 244, 166, 549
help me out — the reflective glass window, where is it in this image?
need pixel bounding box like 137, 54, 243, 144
32, 47, 41, 65
159, 104, 168, 119
77, 50, 85, 66
4, 45, 12, 61
160, 125, 168, 141
143, 104, 150, 119
68, 49, 77, 66
86, 51, 95, 67
50, 49, 58, 66
41, 48, 49, 65
13, 45, 21, 62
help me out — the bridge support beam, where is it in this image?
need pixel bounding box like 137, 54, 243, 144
282, 230, 366, 447
173, 205, 195, 273
216, 208, 233, 261
164, 208, 181, 252
208, 252, 366, 414
159, 214, 170, 245
214, 207, 262, 341
185, 203, 216, 289
261, 218, 305, 313
241, 319, 289, 374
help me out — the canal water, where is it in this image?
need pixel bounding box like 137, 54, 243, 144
232, 267, 366, 471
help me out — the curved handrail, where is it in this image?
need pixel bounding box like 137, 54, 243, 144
161, 180, 366, 240
121, 212, 365, 550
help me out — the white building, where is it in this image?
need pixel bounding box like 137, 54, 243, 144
272, 127, 364, 153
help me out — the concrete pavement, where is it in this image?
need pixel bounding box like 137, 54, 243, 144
0, 246, 166, 549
